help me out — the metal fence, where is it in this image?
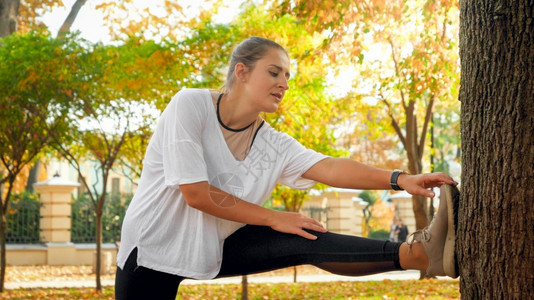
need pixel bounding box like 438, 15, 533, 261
71, 193, 132, 243
6, 192, 41, 244
5, 191, 132, 244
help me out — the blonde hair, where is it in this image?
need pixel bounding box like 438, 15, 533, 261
223, 37, 288, 92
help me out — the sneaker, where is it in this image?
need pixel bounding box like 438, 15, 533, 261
442, 183, 460, 278
406, 184, 460, 278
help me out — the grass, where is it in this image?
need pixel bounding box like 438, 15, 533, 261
0, 279, 459, 299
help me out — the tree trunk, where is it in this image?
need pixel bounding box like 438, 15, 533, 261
95, 208, 103, 292
406, 152, 429, 231
0, 0, 20, 37
25, 160, 41, 193
406, 144, 431, 279
411, 194, 429, 230
0, 179, 14, 292
0, 206, 6, 292
241, 275, 248, 300
402, 99, 433, 232
458, 1, 534, 298
58, 0, 87, 37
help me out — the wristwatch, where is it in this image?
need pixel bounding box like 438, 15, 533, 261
390, 169, 405, 191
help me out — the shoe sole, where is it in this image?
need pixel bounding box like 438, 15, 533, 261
442, 184, 460, 278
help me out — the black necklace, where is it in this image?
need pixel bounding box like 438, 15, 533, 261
217, 93, 255, 132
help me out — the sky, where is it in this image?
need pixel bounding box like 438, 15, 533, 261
39, 0, 242, 43
39, 0, 111, 43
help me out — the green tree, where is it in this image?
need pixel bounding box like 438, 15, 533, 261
6, 0, 222, 194
358, 190, 378, 237
9, 0, 93, 193
116, 124, 153, 186
3, 0, 224, 294
49, 38, 180, 292
273, 0, 460, 237
352, 1, 459, 234
0, 30, 82, 292
338, 106, 406, 171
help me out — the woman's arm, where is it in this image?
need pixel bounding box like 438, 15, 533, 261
302, 157, 457, 197
179, 182, 327, 240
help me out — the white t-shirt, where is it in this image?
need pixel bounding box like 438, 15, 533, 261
117, 88, 328, 279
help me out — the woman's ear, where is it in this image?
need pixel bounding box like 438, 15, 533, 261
234, 62, 249, 83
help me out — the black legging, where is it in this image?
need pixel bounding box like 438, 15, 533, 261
115, 225, 403, 300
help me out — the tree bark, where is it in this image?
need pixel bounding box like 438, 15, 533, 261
0, 177, 15, 292
58, 0, 87, 37
95, 206, 103, 292
387, 94, 434, 233
459, 1, 534, 298
0, 202, 6, 292
241, 275, 248, 300
0, 0, 20, 37
25, 160, 41, 193
405, 111, 430, 232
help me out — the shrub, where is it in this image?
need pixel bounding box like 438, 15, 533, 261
71, 193, 132, 243
369, 229, 390, 240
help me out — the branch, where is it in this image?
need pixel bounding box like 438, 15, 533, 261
380, 95, 407, 149
441, 17, 447, 41
418, 96, 435, 157
0, 157, 13, 183
388, 38, 407, 111
90, 167, 101, 202
58, 0, 88, 37
49, 132, 97, 205
116, 160, 140, 186
1, 176, 16, 215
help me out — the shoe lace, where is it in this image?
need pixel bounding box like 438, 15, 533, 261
406, 207, 441, 247
406, 228, 431, 248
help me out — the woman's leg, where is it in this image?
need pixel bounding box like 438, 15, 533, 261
115, 248, 184, 300
314, 242, 429, 276
217, 225, 406, 278
398, 242, 429, 270
217, 183, 458, 279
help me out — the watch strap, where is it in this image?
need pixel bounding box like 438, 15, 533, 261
390, 169, 405, 191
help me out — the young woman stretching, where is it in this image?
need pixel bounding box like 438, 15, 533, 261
115, 36, 460, 299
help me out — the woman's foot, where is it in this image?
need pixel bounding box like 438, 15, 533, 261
406, 184, 460, 278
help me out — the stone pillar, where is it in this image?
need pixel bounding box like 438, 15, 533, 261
326, 193, 354, 235
311, 189, 362, 236
352, 198, 367, 237
34, 174, 79, 265
306, 189, 366, 237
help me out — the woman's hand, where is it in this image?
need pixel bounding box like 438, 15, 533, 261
397, 172, 458, 198
267, 211, 327, 240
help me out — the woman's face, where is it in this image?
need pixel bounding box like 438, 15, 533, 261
241, 48, 290, 113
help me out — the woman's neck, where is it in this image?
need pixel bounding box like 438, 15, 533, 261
217, 92, 260, 129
